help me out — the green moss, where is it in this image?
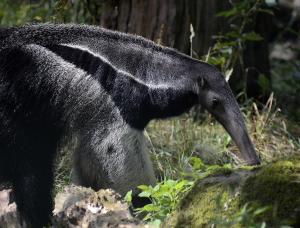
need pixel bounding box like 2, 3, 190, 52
165, 176, 242, 227
207, 166, 233, 176
241, 160, 300, 225
165, 160, 300, 227
188, 185, 239, 227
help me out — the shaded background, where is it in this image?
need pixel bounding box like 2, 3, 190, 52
1, 2, 300, 226
0, 0, 299, 122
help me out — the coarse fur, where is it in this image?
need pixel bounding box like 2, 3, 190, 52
0, 24, 259, 227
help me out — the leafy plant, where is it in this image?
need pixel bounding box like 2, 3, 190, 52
133, 179, 194, 222
130, 157, 237, 223
204, 0, 270, 97
0, 0, 98, 26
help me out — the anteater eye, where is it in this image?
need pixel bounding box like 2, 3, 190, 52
212, 98, 220, 107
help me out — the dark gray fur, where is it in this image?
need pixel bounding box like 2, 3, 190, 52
0, 24, 260, 227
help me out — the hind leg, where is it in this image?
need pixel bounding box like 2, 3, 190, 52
13, 160, 54, 228
71, 147, 100, 189
71, 129, 157, 196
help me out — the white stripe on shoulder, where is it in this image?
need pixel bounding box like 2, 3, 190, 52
60, 43, 173, 89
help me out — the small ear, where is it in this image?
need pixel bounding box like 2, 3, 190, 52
198, 77, 206, 88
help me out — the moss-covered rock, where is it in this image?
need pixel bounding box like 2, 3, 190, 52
165, 160, 300, 227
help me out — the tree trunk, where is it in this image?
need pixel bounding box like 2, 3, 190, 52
98, 0, 230, 56
242, 12, 273, 101
88, 0, 271, 100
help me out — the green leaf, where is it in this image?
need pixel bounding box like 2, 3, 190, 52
253, 206, 270, 216
153, 184, 160, 192
165, 179, 177, 186
138, 185, 150, 191
189, 157, 205, 170
216, 8, 238, 18
138, 191, 152, 198
175, 180, 188, 190
124, 190, 132, 203
223, 163, 233, 169
225, 31, 241, 39
142, 204, 160, 212
207, 56, 226, 66
215, 41, 237, 49
243, 32, 264, 41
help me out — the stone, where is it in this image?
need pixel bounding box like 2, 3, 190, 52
53, 185, 143, 228
165, 160, 300, 227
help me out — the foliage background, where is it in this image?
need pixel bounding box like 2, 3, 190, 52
0, 0, 300, 226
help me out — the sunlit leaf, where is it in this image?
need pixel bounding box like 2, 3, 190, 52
143, 204, 160, 212
243, 32, 264, 41
138, 185, 150, 191
124, 190, 132, 203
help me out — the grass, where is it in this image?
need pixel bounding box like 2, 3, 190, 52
53, 94, 300, 191
136, 95, 300, 224
52, 94, 300, 226
146, 94, 300, 181
250, 94, 300, 161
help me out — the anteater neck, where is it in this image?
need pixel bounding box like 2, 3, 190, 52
47, 43, 198, 130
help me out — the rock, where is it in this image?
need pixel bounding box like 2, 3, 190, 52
0, 188, 24, 228
53, 185, 143, 228
53, 185, 95, 215
1, 185, 143, 228
165, 160, 300, 227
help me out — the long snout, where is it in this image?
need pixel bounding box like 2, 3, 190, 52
210, 102, 261, 165
223, 120, 261, 165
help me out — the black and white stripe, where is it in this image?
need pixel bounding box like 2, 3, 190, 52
46, 43, 199, 129
0, 24, 227, 227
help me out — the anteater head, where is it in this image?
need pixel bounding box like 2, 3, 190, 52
191, 61, 261, 165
